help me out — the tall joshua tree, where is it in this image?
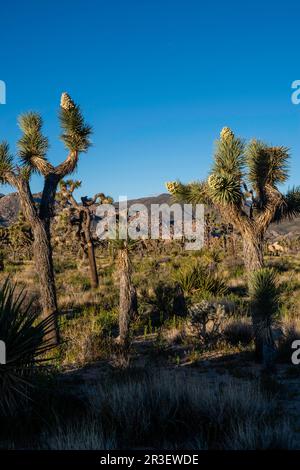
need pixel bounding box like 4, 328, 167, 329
111, 239, 137, 348
0, 93, 92, 342
166, 127, 300, 272
58, 179, 113, 288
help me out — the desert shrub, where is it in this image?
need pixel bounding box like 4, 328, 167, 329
0, 279, 55, 416
188, 301, 226, 346
223, 319, 253, 346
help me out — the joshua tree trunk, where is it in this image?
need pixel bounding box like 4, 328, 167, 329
242, 232, 264, 272
16, 178, 60, 344
32, 220, 59, 343
87, 241, 99, 288
82, 210, 99, 288
118, 247, 135, 347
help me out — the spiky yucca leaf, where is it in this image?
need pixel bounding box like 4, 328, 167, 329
0, 141, 13, 183
272, 186, 300, 222
0, 279, 56, 416
17, 112, 50, 174
60, 93, 92, 153
246, 140, 289, 194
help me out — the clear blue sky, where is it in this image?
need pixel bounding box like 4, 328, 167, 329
0, 0, 300, 200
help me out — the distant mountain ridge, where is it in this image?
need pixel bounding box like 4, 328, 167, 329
0, 191, 299, 239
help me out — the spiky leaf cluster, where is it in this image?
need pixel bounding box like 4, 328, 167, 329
0, 142, 13, 183
0, 279, 56, 416
213, 129, 245, 180
166, 180, 211, 205
272, 186, 300, 222
208, 173, 242, 205
60, 92, 92, 153
17, 113, 49, 174
246, 140, 289, 197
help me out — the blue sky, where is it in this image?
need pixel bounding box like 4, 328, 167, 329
0, 0, 300, 200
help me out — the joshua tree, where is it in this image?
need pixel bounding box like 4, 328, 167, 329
0, 93, 91, 342
57, 179, 113, 288
166, 127, 300, 272
111, 239, 137, 349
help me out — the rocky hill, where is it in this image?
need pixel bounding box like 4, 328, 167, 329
1, 191, 300, 240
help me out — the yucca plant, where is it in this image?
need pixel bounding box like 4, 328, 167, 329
173, 262, 228, 298
249, 268, 280, 366
166, 128, 300, 273
0, 279, 56, 416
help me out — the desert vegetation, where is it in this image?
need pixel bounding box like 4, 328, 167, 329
1, 106, 300, 450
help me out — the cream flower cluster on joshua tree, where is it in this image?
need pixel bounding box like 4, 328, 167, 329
165, 181, 180, 195
60, 92, 75, 110
207, 174, 221, 190
220, 126, 234, 141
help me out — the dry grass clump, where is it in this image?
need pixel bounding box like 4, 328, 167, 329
60, 309, 117, 366
160, 325, 186, 345
60, 313, 102, 366
42, 421, 116, 450
41, 370, 293, 450
223, 319, 253, 347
